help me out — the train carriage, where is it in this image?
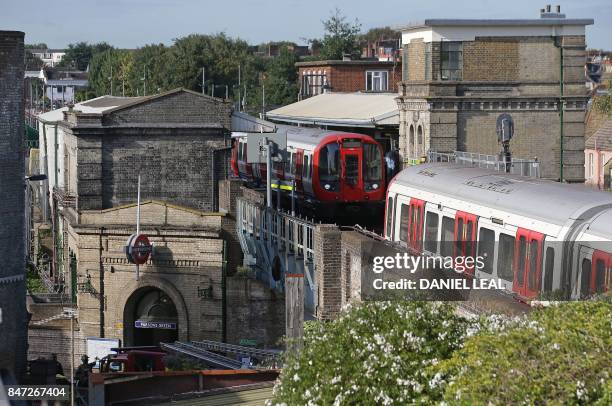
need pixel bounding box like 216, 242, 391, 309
385, 163, 612, 299
231, 125, 386, 211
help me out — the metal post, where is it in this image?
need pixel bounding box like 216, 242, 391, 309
202, 67, 205, 94
291, 180, 296, 216
136, 174, 141, 280
265, 139, 272, 208
238, 64, 241, 111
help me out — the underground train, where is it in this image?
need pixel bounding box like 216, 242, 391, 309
231, 126, 386, 211
384, 162, 612, 299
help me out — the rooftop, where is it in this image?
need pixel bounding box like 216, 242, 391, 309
586, 119, 612, 150
266, 92, 399, 128
398, 17, 594, 31
38, 95, 148, 122
296, 59, 397, 67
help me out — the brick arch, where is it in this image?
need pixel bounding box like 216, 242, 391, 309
118, 276, 189, 345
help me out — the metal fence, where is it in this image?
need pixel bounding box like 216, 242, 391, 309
428, 150, 541, 178
236, 197, 317, 313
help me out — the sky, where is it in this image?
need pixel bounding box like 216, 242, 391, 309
2, 0, 610, 49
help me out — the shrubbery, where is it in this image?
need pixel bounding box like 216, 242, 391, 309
270, 300, 611, 405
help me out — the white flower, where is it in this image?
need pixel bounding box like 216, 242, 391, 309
331, 376, 341, 384
552, 343, 560, 350
292, 373, 300, 382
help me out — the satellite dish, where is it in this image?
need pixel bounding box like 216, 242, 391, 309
496, 113, 514, 143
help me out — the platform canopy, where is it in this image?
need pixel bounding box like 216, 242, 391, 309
266, 92, 399, 128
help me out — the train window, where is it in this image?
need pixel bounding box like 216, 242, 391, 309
424, 211, 439, 253
498, 234, 515, 280
440, 216, 454, 257
527, 240, 540, 291
319, 143, 340, 187
400, 204, 410, 243
386, 197, 394, 238
544, 247, 555, 292
290, 153, 296, 175
242, 143, 247, 161
363, 144, 382, 183
477, 228, 495, 274
303, 155, 309, 178
238, 142, 243, 160
345, 154, 359, 186
454, 217, 464, 257
594, 259, 606, 294
516, 236, 527, 286
581, 258, 591, 298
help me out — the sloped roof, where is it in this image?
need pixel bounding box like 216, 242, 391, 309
37, 95, 148, 122
585, 119, 612, 150
266, 92, 399, 128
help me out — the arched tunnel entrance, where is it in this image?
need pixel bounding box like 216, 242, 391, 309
123, 287, 179, 347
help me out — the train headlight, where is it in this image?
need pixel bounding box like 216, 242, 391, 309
324, 184, 331, 190
372, 183, 378, 190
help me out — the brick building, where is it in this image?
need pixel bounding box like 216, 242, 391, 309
297, 59, 401, 99
29, 89, 250, 366
0, 30, 28, 380
397, 7, 593, 181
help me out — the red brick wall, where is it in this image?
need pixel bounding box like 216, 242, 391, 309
298, 62, 402, 93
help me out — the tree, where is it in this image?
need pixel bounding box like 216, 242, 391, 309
25, 43, 48, 50
318, 8, 362, 60
261, 46, 299, 109
24, 51, 44, 70
59, 41, 113, 70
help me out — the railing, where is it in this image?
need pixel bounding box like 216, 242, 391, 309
236, 197, 317, 313
428, 150, 541, 178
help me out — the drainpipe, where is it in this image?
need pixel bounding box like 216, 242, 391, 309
222, 239, 227, 342
99, 227, 105, 337
554, 36, 564, 182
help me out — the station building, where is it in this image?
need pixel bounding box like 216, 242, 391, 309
30, 89, 256, 367
397, 6, 594, 181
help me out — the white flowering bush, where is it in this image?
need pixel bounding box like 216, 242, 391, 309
438, 300, 612, 405
270, 301, 470, 405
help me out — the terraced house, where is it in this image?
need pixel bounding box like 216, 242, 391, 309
397, 5, 593, 182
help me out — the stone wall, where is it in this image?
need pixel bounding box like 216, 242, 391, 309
0, 30, 27, 378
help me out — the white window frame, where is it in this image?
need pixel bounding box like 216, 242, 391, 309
365, 70, 389, 92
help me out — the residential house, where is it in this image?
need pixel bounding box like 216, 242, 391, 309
585, 119, 612, 190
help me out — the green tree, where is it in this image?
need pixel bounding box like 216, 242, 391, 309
25, 43, 48, 50
438, 300, 612, 405
318, 8, 362, 60
261, 46, 299, 109
59, 41, 113, 70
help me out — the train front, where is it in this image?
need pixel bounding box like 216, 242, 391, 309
313, 134, 385, 212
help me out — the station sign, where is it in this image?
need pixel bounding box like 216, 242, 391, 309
125, 233, 153, 265
134, 320, 177, 329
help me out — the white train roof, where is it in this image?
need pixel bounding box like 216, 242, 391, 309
390, 163, 612, 227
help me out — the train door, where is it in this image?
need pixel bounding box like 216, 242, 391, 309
512, 228, 544, 298
591, 250, 611, 294
407, 198, 425, 252
340, 146, 363, 201
453, 211, 478, 276
295, 149, 304, 195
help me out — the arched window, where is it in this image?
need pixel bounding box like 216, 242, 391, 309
417, 125, 424, 157
409, 124, 415, 158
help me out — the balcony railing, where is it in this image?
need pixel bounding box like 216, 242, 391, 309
428, 150, 541, 178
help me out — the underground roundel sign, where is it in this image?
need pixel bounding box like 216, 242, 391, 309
125, 233, 153, 265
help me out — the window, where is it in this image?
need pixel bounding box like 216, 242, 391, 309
318, 142, 340, 189
290, 152, 296, 175
588, 152, 594, 178
303, 155, 309, 178
386, 197, 394, 238
544, 247, 555, 292
440, 42, 462, 81
424, 212, 439, 253
400, 203, 410, 243
345, 154, 359, 186
581, 258, 592, 298
517, 236, 527, 286
363, 143, 382, 183
594, 258, 606, 294
366, 71, 389, 91
302, 71, 327, 97
477, 228, 495, 274
528, 240, 540, 291
440, 216, 455, 257
498, 234, 515, 280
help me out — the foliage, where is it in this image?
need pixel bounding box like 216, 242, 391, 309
359, 27, 401, 45
318, 8, 362, 60
25, 51, 44, 70
438, 300, 612, 405
163, 354, 205, 371
25, 43, 49, 50
58, 41, 113, 70
271, 301, 470, 404
26, 267, 46, 293
593, 94, 612, 115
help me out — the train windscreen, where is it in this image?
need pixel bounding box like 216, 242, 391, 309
319, 142, 340, 190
